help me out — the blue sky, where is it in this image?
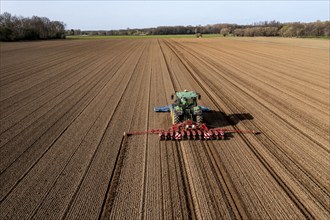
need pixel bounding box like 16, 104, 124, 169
1, 1, 329, 30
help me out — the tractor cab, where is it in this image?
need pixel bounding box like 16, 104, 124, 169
172, 90, 200, 107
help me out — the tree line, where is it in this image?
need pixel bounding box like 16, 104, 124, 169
0, 12, 66, 41
70, 20, 329, 37
1, 12, 328, 41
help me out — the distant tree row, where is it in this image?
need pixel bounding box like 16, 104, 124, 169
72, 20, 329, 37
232, 21, 330, 37
0, 12, 66, 41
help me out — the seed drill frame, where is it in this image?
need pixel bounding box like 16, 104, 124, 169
125, 90, 259, 140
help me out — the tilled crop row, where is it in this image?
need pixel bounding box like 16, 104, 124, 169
0, 38, 328, 220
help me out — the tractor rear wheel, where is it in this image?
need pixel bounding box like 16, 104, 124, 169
196, 115, 203, 123
173, 113, 180, 124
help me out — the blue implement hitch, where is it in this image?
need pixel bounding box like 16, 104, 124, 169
154, 105, 211, 112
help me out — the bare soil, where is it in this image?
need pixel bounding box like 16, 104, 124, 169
0, 38, 329, 219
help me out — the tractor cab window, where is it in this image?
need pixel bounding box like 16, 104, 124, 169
181, 98, 187, 106
188, 98, 194, 104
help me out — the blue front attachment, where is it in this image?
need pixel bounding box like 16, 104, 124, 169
154, 105, 171, 112
154, 105, 211, 112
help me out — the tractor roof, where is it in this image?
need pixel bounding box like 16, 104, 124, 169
176, 91, 198, 99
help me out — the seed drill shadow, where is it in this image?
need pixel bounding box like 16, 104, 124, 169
203, 111, 255, 140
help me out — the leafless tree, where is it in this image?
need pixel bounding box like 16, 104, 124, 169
0, 12, 66, 41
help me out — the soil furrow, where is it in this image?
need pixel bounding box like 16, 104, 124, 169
1, 37, 328, 220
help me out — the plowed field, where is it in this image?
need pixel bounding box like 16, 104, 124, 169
0, 37, 329, 219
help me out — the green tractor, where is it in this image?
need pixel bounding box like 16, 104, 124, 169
127, 90, 259, 140
170, 90, 203, 124
154, 90, 210, 124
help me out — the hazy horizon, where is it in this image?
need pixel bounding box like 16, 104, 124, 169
1, 1, 329, 30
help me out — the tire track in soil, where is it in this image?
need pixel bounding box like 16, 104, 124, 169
100, 39, 195, 219
0, 46, 115, 137
165, 39, 328, 219
1, 38, 328, 220
160, 39, 232, 216
170, 40, 329, 148
0, 41, 137, 146
183, 40, 329, 113
158, 39, 196, 219
163, 39, 316, 219
98, 41, 151, 219
99, 134, 129, 220
168, 39, 330, 216
148, 39, 194, 219
62, 40, 148, 220
162, 40, 249, 220
160, 39, 247, 219
138, 42, 152, 220
161, 37, 260, 218
0, 42, 140, 179
170, 39, 330, 180
31, 41, 148, 220
0, 44, 139, 202
0, 40, 147, 216
141, 40, 168, 220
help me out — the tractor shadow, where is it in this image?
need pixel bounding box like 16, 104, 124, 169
203, 110, 254, 127
203, 110, 254, 139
